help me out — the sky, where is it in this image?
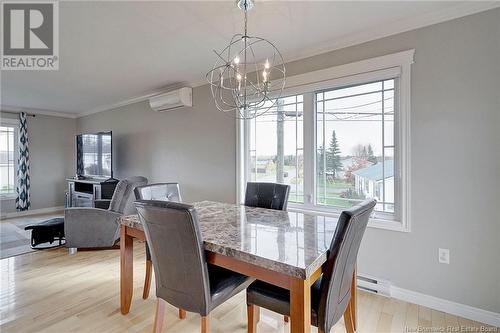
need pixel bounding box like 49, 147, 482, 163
251, 80, 395, 157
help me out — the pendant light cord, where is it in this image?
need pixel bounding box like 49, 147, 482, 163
243, 6, 248, 112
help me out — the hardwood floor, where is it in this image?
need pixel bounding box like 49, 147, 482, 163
0, 240, 495, 333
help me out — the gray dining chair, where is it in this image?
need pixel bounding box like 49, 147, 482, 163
134, 183, 182, 300
246, 199, 376, 333
65, 176, 148, 251
135, 200, 255, 333
245, 182, 290, 210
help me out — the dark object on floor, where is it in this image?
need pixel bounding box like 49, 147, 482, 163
24, 217, 65, 249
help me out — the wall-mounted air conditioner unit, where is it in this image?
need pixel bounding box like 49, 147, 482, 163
149, 87, 192, 111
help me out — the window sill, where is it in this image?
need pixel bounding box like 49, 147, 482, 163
287, 203, 410, 233
0, 194, 17, 201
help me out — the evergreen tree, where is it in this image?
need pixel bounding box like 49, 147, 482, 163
326, 130, 342, 178
367, 144, 378, 164
317, 145, 325, 175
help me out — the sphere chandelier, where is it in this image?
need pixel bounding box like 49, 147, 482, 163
206, 0, 286, 119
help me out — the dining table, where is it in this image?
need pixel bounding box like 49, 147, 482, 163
119, 200, 357, 333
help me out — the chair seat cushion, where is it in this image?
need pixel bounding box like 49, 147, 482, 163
246, 276, 323, 325
208, 265, 254, 311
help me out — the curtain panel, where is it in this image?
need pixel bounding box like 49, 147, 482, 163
16, 112, 31, 211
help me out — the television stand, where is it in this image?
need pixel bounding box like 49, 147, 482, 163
66, 178, 119, 208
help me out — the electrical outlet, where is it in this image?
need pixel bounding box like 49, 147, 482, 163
438, 248, 450, 264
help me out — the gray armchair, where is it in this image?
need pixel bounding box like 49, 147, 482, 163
65, 176, 148, 250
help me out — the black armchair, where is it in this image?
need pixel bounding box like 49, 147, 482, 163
244, 182, 290, 210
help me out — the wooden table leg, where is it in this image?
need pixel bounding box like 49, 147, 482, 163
290, 277, 311, 333
351, 266, 357, 330
247, 304, 259, 333
120, 225, 134, 314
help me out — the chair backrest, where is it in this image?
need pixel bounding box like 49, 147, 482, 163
244, 182, 290, 211
134, 200, 211, 315
134, 183, 181, 202
108, 176, 148, 215
317, 199, 376, 333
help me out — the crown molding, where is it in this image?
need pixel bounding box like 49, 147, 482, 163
78, 2, 499, 117
4, 2, 498, 118
278, 1, 500, 64
0, 105, 78, 119
77, 89, 166, 118
191, 1, 499, 88
77, 82, 192, 118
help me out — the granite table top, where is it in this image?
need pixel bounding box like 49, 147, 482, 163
121, 201, 339, 279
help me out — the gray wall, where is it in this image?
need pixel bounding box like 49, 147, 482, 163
0, 112, 76, 215
77, 9, 500, 313
77, 85, 235, 204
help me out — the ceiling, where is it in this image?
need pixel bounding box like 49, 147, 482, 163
1, 1, 497, 116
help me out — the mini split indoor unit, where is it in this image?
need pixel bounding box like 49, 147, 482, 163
149, 87, 192, 111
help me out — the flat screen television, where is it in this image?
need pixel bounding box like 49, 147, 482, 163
76, 131, 113, 179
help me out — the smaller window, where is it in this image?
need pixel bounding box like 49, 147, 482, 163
0, 123, 19, 198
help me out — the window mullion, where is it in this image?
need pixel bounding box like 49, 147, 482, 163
382, 81, 386, 212
302, 92, 315, 207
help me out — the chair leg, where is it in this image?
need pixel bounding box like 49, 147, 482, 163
179, 308, 186, 319
343, 303, 355, 333
247, 304, 259, 333
143, 260, 153, 299
284, 315, 289, 323
153, 298, 166, 333
201, 315, 210, 333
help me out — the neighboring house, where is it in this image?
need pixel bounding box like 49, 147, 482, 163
352, 160, 394, 206
339, 157, 373, 179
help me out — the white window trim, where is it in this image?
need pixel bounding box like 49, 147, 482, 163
0, 117, 20, 200
236, 49, 414, 232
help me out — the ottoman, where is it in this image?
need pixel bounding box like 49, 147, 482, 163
24, 217, 65, 249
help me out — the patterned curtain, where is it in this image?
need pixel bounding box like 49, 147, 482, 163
76, 135, 83, 176
16, 112, 30, 211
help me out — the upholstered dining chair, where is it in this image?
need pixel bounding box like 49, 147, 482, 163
245, 199, 376, 333
244, 182, 290, 211
135, 200, 255, 333
244, 181, 291, 322
65, 176, 148, 251
134, 183, 182, 300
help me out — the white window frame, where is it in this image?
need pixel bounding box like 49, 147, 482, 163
237, 50, 414, 232
0, 117, 20, 200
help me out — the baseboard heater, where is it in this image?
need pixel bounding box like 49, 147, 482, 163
357, 274, 391, 297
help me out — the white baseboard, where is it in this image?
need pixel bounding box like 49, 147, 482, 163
390, 286, 500, 327
0, 206, 64, 220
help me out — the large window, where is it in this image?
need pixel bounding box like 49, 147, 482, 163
239, 51, 413, 231
0, 121, 19, 198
